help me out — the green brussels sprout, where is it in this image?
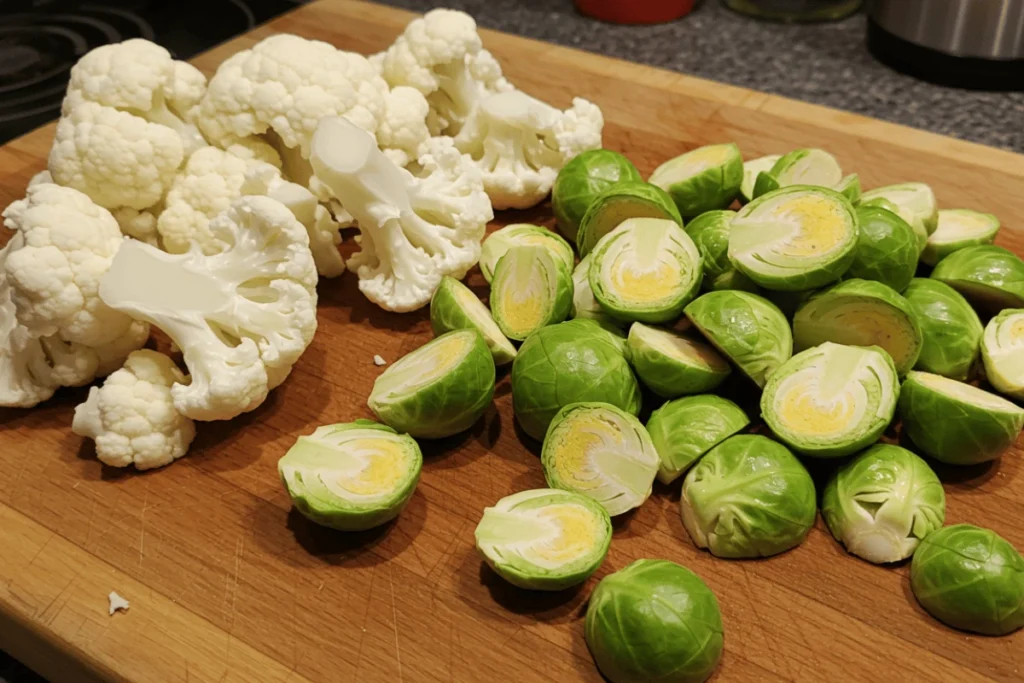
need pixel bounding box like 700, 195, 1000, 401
769, 148, 844, 190
570, 252, 617, 325
982, 308, 1024, 400
793, 278, 923, 376
821, 444, 944, 564
899, 371, 1024, 465
847, 205, 919, 292
752, 169, 780, 198
553, 149, 642, 244
684, 290, 792, 388
647, 395, 749, 484
574, 317, 629, 354
585, 559, 724, 683
542, 402, 658, 516
627, 323, 731, 398
512, 320, 641, 440
739, 154, 781, 203
368, 329, 495, 438
862, 182, 938, 238
762, 342, 899, 458
685, 210, 758, 293
681, 434, 816, 558
911, 524, 1024, 636
903, 278, 982, 381
278, 420, 422, 531
930, 245, 1024, 313
479, 224, 574, 284
430, 276, 516, 366
729, 185, 858, 291
577, 181, 682, 257
474, 488, 611, 590
649, 143, 744, 218
589, 218, 702, 324
836, 173, 862, 204
490, 245, 573, 342
922, 209, 1000, 267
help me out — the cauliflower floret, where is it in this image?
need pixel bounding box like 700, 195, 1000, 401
454, 90, 603, 210
0, 246, 58, 408
73, 350, 196, 470
378, 86, 432, 168
98, 196, 318, 421
311, 117, 491, 312
28, 170, 53, 188
40, 322, 150, 387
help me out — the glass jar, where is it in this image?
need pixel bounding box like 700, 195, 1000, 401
724, 0, 862, 22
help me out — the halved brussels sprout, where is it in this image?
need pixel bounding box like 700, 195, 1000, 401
490, 245, 573, 341
899, 371, 1024, 465
740, 154, 781, 203
430, 276, 516, 366
585, 559, 724, 683
685, 210, 759, 293
982, 308, 1024, 399
649, 143, 743, 218
512, 320, 641, 440
821, 444, 944, 564
729, 185, 858, 291
589, 218, 702, 323
479, 224, 574, 284
848, 205, 919, 293
793, 279, 923, 376
542, 402, 659, 516
279, 420, 422, 531
577, 181, 682, 257
647, 395, 749, 484
553, 149, 642, 244
769, 148, 844, 189
684, 290, 793, 388
474, 488, 612, 591
921, 209, 1000, 267
764, 288, 815, 319
368, 329, 495, 438
571, 252, 613, 324
680, 434, 816, 558
930, 245, 1024, 312
836, 174, 862, 204
627, 323, 731, 398
762, 342, 899, 458
862, 183, 938, 250
911, 524, 1024, 636
903, 278, 982, 381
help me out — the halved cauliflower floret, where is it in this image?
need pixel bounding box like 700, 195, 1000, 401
73, 349, 196, 470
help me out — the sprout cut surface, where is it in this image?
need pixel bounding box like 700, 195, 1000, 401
576, 181, 681, 257
982, 308, 1024, 400
552, 149, 642, 244
649, 143, 743, 218
769, 148, 843, 189
490, 245, 572, 341
740, 154, 782, 203
430, 276, 516, 366
479, 223, 574, 283
647, 395, 749, 484
627, 323, 731, 398
848, 205, 919, 293
903, 278, 982, 381
922, 209, 1000, 267
930, 245, 1024, 312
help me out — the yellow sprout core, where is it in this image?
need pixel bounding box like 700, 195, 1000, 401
378, 334, 469, 397
609, 258, 682, 303
528, 504, 601, 565
771, 195, 848, 256
1008, 316, 1024, 342
678, 145, 732, 176
334, 437, 408, 496
776, 387, 858, 436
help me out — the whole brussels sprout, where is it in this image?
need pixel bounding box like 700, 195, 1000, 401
921, 209, 1000, 267
430, 276, 516, 366
552, 149, 642, 244
847, 205, 919, 293
649, 143, 743, 218
981, 308, 1024, 400
479, 223, 574, 284
577, 181, 682, 257
647, 395, 749, 484
903, 278, 982, 381
685, 210, 759, 293
930, 245, 1024, 313
490, 245, 573, 341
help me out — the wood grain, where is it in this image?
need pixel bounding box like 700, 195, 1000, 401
1, 1, 1023, 681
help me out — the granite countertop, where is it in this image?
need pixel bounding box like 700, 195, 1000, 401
378, 0, 1023, 154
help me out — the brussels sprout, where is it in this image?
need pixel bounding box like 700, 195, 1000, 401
585, 559, 724, 683
922, 209, 1000, 267
862, 183, 938, 250
490, 245, 573, 342
911, 524, 1024, 636
474, 488, 611, 591
479, 224, 574, 284
512, 320, 641, 440
793, 279, 923, 376
553, 149, 642, 244
740, 154, 781, 203
279, 420, 422, 531
649, 143, 744, 218
589, 218, 702, 324
680, 434, 816, 558
982, 308, 1024, 400
368, 329, 495, 438
684, 290, 792, 388
729, 185, 858, 291
430, 276, 516, 366
836, 174, 862, 204
762, 343, 899, 458
821, 444, 944, 564
647, 395, 749, 484
847, 205, 919, 292
542, 402, 658, 516
899, 371, 1024, 465
685, 210, 758, 293
627, 323, 731, 398
577, 181, 682, 257
574, 317, 629, 354
930, 245, 1024, 312
903, 278, 982, 381
570, 252, 614, 324
769, 148, 844, 190
752, 170, 780, 198
764, 288, 815, 319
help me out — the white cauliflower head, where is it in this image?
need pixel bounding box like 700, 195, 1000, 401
0, 245, 58, 408
73, 349, 196, 470
454, 90, 603, 210
99, 195, 318, 421
378, 86, 431, 168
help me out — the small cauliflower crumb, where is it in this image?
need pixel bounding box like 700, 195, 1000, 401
108, 591, 130, 615
373, 355, 387, 366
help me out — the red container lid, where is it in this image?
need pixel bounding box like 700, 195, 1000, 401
575, 0, 695, 24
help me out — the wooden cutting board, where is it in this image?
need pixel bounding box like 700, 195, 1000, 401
1, 2, 1023, 682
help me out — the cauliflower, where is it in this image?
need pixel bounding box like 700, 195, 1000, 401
310, 117, 491, 312
98, 196, 318, 421
378, 86, 431, 168
454, 90, 603, 210
0, 246, 58, 408
378, 9, 513, 136
73, 350, 196, 470
40, 324, 150, 387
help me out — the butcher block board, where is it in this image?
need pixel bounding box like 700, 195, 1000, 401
2, 1, 1023, 682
